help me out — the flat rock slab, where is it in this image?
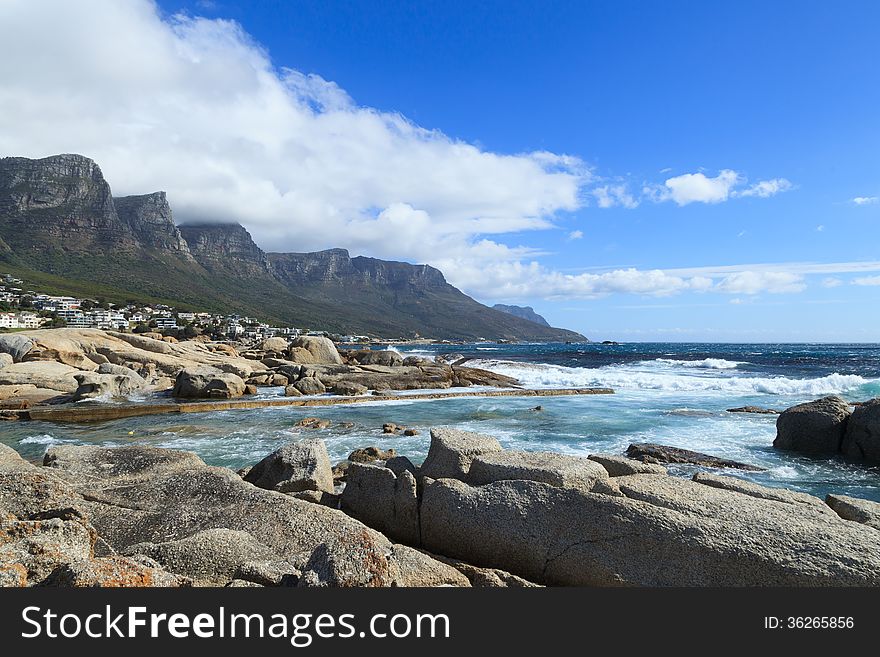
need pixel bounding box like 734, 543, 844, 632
588, 454, 667, 477
420, 475, 880, 586
468, 450, 610, 491
826, 494, 880, 530
626, 443, 764, 471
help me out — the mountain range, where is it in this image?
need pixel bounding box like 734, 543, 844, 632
0, 154, 586, 341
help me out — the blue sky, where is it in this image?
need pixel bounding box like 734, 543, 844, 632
2, 1, 879, 340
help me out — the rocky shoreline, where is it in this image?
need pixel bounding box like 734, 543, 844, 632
0, 328, 534, 414
3, 424, 880, 587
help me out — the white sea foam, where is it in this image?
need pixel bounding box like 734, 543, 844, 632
470, 358, 874, 396
652, 358, 745, 370
20, 434, 59, 445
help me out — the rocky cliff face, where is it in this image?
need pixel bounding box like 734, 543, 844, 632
178, 223, 273, 276
492, 304, 551, 327
0, 154, 137, 252
270, 249, 448, 289
270, 248, 358, 283
115, 192, 192, 257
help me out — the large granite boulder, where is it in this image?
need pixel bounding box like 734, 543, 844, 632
71, 371, 145, 401
468, 450, 611, 492
172, 367, 246, 399
37, 445, 458, 586
0, 353, 13, 369
289, 336, 343, 365
419, 428, 503, 480
243, 439, 335, 494
293, 376, 326, 395
341, 462, 420, 545
349, 350, 403, 367
0, 334, 35, 362
419, 474, 880, 586
841, 398, 880, 463
774, 396, 852, 455
260, 337, 289, 354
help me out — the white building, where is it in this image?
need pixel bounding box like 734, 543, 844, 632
153, 316, 178, 330
17, 312, 43, 329
57, 309, 89, 328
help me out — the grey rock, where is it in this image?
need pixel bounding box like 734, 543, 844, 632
331, 381, 369, 396
348, 446, 395, 464
385, 456, 417, 477
432, 555, 541, 587
350, 350, 403, 367
727, 406, 780, 415
283, 384, 303, 397
244, 439, 335, 494
234, 560, 301, 586
172, 367, 246, 399
774, 396, 852, 455
293, 376, 326, 395
588, 454, 667, 476
826, 494, 880, 530
419, 428, 503, 480
43, 555, 192, 587
122, 528, 277, 585
468, 450, 610, 492
298, 530, 395, 587
289, 336, 343, 365
96, 362, 146, 382
0, 335, 34, 362
72, 371, 145, 401
387, 544, 471, 587
841, 398, 880, 462
341, 463, 420, 545
0, 353, 14, 369
260, 337, 289, 354
419, 475, 880, 586
626, 443, 764, 471
0, 515, 95, 585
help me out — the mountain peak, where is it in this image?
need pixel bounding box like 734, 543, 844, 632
493, 304, 551, 327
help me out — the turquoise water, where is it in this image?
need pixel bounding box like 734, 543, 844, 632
3, 342, 880, 501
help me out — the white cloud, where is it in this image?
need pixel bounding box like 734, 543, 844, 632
736, 178, 793, 198
0, 0, 588, 281
567, 230, 584, 240
644, 170, 792, 206
714, 271, 806, 295
816, 225, 825, 232
822, 277, 843, 288
654, 169, 741, 205
853, 196, 879, 205
853, 276, 880, 286
592, 184, 639, 209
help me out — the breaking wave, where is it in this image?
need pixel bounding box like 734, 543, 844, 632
652, 358, 745, 370
470, 358, 874, 396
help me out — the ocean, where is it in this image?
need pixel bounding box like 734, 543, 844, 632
3, 342, 880, 501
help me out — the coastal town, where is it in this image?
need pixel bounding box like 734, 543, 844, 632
0, 273, 370, 343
